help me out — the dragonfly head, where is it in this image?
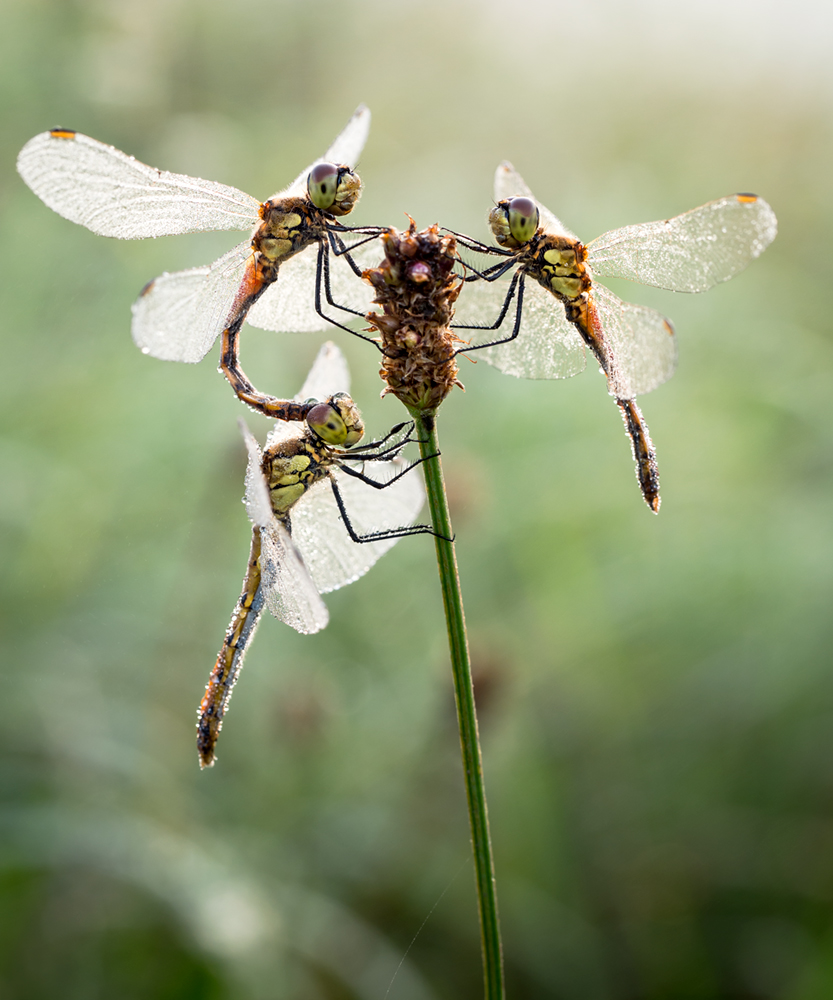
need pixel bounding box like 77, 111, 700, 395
306, 393, 365, 447
307, 162, 362, 217
489, 196, 539, 249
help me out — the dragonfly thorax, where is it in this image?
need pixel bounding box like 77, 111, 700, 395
262, 435, 334, 517
527, 234, 590, 302
255, 197, 325, 263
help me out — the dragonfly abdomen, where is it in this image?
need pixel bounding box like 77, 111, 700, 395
617, 399, 660, 514
198, 528, 266, 768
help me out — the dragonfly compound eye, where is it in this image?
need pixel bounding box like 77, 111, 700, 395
308, 163, 362, 216
307, 396, 365, 446
308, 162, 340, 210
507, 197, 539, 244
488, 197, 538, 248
307, 402, 348, 445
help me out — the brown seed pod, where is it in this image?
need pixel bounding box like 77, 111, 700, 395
364, 219, 465, 415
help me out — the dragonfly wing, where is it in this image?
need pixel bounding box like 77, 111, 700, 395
456, 275, 587, 380
17, 130, 261, 239
263, 341, 352, 450
586, 194, 778, 292
260, 520, 329, 635
239, 420, 274, 528
296, 341, 351, 401
493, 161, 579, 241
131, 240, 253, 362
289, 460, 424, 594
321, 103, 372, 170
246, 236, 377, 333
237, 420, 328, 633
264, 419, 307, 453
274, 105, 372, 199
591, 283, 677, 399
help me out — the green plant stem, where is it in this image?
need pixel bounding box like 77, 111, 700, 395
412, 409, 505, 1000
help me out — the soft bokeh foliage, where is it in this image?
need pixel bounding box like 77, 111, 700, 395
2, 1, 833, 997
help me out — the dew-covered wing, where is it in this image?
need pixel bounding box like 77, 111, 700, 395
591, 283, 677, 399
131, 240, 253, 362
239, 421, 329, 633
296, 341, 351, 401
455, 274, 586, 380
289, 459, 424, 594
261, 341, 351, 451
586, 194, 777, 292
274, 105, 372, 200
260, 519, 329, 634
493, 161, 579, 241
246, 235, 379, 334
240, 419, 273, 528
17, 130, 261, 239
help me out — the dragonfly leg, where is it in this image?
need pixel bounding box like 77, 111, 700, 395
318, 230, 369, 312
350, 440, 418, 462
347, 424, 437, 464
197, 528, 266, 768
354, 420, 413, 451
460, 258, 518, 282
346, 441, 410, 463
337, 450, 438, 487
346, 421, 422, 461
313, 241, 383, 350
616, 398, 660, 513
329, 475, 453, 543
327, 226, 384, 277
454, 270, 526, 352
444, 229, 513, 258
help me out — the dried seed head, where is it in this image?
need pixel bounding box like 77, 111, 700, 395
364, 220, 464, 415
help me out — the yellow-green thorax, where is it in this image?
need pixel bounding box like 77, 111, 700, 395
263, 435, 332, 516
531, 235, 590, 301
254, 196, 326, 264
261, 395, 365, 517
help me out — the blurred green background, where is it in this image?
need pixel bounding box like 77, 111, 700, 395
2, 0, 833, 997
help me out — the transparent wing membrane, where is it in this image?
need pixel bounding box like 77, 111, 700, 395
246, 236, 380, 334
260, 520, 330, 635
277, 105, 372, 200
240, 420, 330, 635
16, 130, 261, 239
296, 341, 351, 401
591, 284, 678, 399
322, 104, 372, 171
240, 420, 274, 529
289, 460, 424, 594
131, 240, 253, 362
456, 277, 587, 380
493, 161, 578, 241
586, 194, 778, 292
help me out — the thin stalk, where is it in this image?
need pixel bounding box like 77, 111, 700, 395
412, 409, 505, 1000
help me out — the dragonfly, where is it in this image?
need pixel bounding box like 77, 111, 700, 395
198, 342, 434, 768
17, 106, 381, 419
453, 162, 778, 510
